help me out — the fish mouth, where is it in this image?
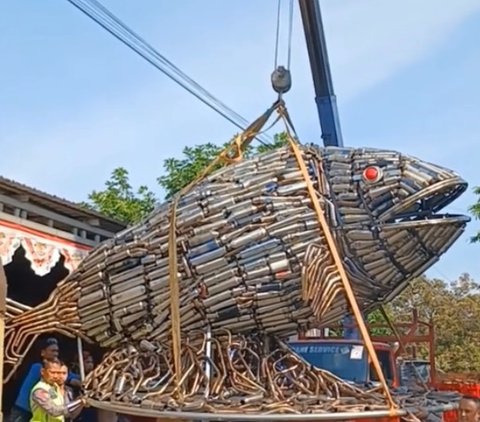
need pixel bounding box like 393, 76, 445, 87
341, 177, 470, 305
379, 177, 470, 228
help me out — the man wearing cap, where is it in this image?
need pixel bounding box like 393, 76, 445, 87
10, 338, 81, 422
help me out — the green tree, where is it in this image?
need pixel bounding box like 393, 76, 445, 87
157, 133, 289, 199
157, 143, 224, 200
256, 132, 290, 154
387, 274, 480, 372
83, 167, 157, 225
366, 308, 394, 337
83, 134, 289, 223
469, 186, 480, 242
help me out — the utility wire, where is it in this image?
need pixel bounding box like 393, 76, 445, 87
273, 0, 282, 70
287, 0, 294, 70
65, 0, 274, 146
273, 0, 295, 71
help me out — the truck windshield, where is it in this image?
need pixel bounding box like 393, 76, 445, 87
370, 349, 394, 383
289, 342, 368, 383
399, 361, 430, 385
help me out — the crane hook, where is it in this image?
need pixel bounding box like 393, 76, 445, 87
271, 65, 292, 95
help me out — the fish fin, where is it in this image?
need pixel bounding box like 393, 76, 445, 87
302, 242, 344, 321
4, 279, 86, 383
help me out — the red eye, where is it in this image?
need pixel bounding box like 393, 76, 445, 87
362, 166, 382, 183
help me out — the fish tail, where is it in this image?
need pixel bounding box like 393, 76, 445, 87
4, 280, 84, 383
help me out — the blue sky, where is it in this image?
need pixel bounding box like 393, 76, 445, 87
1, 0, 479, 283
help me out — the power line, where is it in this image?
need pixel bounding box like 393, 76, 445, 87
65, 0, 274, 146
273, 0, 295, 71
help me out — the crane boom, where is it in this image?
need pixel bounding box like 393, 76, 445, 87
298, 0, 343, 147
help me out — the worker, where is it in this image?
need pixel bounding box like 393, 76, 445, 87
69, 351, 94, 397
458, 396, 480, 422
10, 338, 61, 422
11, 338, 83, 422
57, 363, 74, 408
83, 353, 94, 375
71, 352, 97, 422
30, 359, 85, 422
57, 362, 83, 422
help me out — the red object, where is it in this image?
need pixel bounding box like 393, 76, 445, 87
437, 380, 480, 397
443, 409, 458, 422
363, 166, 380, 182
298, 310, 455, 420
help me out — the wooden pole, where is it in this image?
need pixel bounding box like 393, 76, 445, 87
0, 262, 7, 422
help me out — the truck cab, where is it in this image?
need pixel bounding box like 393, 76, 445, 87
398, 359, 432, 385
288, 339, 400, 387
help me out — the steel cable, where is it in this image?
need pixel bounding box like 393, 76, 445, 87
65, 0, 274, 146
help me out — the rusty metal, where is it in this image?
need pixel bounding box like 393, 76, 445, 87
88, 400, 458, 421
79, 331, 458, 420
82, 332, 388, 413
3, 281, 83, 382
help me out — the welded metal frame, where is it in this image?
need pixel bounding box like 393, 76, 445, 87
90, 399, 457, 421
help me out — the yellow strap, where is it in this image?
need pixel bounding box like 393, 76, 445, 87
166, 100, 281, 400
278, 108, 397, 410
167, 198, 183, 398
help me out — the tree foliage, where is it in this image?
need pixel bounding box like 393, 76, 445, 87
83, 134, 289, 224
83, 167, 157, 225
469, 186, 480, 242
157, 143, 224, 200
255, 132, 290, 155
157, 133, 289, 199
384, 274, 480, 372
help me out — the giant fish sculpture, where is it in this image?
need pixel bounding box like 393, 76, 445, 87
4, 143, 469, 415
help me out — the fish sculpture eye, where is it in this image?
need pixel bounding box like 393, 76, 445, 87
362, 166, 383, 184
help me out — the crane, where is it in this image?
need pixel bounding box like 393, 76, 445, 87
299, 0, 344, 147
298, 0, 358, 339
67, 0, 341, 150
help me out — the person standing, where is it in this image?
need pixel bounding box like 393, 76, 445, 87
57, 362, 81, 422
11, 338, 82, 422
10, 338, 60, 422
57, 363, 74, 406
30, 359, 84, 422
459, 396, 480, 422
71, 352, 96, 422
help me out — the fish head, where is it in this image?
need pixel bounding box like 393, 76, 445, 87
319, 146, 470, 301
